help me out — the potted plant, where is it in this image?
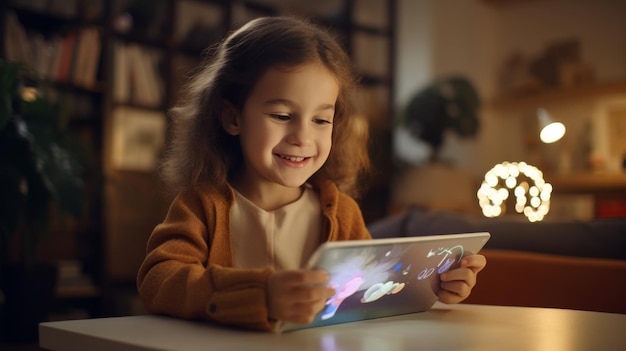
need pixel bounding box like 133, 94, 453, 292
0, 59, 86, 342
395, 76, 481, 164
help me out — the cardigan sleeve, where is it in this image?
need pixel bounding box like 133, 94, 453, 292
136, 190, 276, 331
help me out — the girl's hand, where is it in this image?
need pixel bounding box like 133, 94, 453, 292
438, 254, 486, 304
267, 269, 336, 324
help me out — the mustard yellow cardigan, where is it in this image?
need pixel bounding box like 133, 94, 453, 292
136, 179, 371, 331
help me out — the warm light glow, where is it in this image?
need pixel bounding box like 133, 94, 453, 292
20, 86, 39, 102
538, 108, 566, 143
504, 176, 515, 188
540, 122, 566, 143
477, 161, 553, 222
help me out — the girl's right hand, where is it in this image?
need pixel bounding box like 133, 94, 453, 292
267, 269, 336, 324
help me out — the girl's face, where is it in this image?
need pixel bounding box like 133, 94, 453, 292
225, 62, 339, 190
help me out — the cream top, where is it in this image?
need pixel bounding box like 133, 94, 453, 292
230, 185, 322, 270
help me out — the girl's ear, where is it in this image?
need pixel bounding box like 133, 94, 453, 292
220, 100, 241, 135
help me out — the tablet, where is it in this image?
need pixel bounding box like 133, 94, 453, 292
278, 232, 490, 332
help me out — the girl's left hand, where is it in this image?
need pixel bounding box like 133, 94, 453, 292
437, 254, 487, 304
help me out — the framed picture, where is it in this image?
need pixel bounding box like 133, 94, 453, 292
111, 107, 167, 172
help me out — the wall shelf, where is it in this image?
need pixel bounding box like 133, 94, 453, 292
548, 171, 626, 219
547, 171, 626, 193
489, 79, 626, 109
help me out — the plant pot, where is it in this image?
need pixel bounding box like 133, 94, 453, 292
0, 263, 58, 342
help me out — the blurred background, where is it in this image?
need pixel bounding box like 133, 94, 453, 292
2, 0, 626, 348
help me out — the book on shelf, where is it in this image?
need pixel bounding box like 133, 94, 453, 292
46, 36, 64, 81
4, 11, 101, 88
131, 45, 164, 106
4, 11, 31, 65
72, 27, 101, 87
55, 27, 101, 88
113, 42, 165, 107
55, 32, 77, 83
113, 41, 131, 103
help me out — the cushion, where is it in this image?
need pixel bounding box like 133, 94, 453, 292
368, 207, 626, 260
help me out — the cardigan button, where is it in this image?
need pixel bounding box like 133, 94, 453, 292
325, 203, 332, 208
208, 304, 217, 314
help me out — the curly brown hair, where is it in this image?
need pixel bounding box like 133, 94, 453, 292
161, 16, 370, 197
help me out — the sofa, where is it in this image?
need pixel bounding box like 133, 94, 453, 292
367, 207, 626, 314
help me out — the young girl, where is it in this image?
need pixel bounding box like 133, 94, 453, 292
137, 16, 486, 332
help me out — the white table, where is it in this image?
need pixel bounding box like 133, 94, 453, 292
39, 303, 626, 351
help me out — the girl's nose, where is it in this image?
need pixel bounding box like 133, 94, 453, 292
287, 121, 313, 146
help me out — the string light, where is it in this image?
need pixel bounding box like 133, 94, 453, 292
477, 161, 552, 222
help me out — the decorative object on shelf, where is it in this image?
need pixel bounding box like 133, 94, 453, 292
0, 60, 86, 341
498, 38, 595, 96
498, 38, 595, 97
477, 161, 552, 222
537, 107, 566, 144
396, 76, 481, 163
110, 107, 166, 172
175, 0, 224, 51
496, 52, 541, 96
115, 0, 168, 40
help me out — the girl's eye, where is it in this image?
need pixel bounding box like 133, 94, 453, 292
270, 114, 290, 121
314, 118, 333, 125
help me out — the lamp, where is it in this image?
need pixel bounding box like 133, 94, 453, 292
538, 108, 566, 143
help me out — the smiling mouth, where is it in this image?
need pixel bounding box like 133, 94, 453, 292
277, 154, 308, 162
